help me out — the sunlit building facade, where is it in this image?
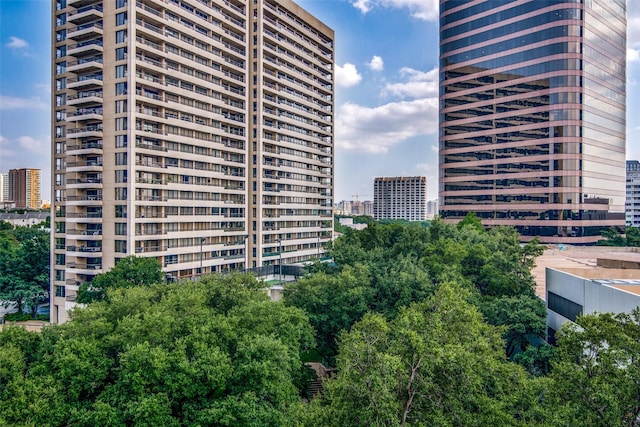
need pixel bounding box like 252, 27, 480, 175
52, 0, 333, 323
439, 0, 626, 244
374, 176, 427, 221
9, 168, 41, 209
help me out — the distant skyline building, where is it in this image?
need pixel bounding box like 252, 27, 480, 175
373, 176, 427, 221
439, 0, 626, 244
427, 199, 439, 220
52, 0, 334, 323
0, 172, 8, 202
626, 160, 640, 227
8, 168, 41, 209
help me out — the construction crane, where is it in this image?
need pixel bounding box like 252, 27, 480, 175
352, 193, 370, 203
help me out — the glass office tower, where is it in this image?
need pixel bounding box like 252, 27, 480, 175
439, 0, 626, 244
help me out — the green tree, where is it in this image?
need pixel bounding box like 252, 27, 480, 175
0, 227, 50, 315
596, 227, 626, 246
548, 309, 640, 426
626, 227, 640, 247
306, 282, 538, 427
77, 255, 163, 303
0, 274, 314, 427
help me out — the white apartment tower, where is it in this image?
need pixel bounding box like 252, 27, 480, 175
626, 161, 640, 227
373, 176, 427, 222
52, 0, 334, 323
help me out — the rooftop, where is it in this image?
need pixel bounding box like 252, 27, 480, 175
531, 246, 640, 299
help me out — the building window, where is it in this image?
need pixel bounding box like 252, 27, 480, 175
55, 285, 66, 297
116, 64, 127, 78
115, 240, 127, 253
116, 30, 127, 43
115, 223, 127, 235
548, 291, 583, 322
115, 100, 127, 113
115, 152, 127, 166
115, 135, 127, 148
116, 12, 127, 26
115, 170, 127, 183
116, 117, 127, 131
116, 82, 127, 95
115, 187, 127, 200
116, 47, 127, 61
115, 205, 127, 218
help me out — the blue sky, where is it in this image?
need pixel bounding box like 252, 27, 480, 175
0, 0, 639, 203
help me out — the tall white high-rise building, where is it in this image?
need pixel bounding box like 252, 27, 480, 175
374, 176, 427, 221
52, 0, 334, 323
0, 173, 8, 202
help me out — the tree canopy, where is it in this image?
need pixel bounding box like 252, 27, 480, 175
0, 224, 50, 316
0, 273, 314, 426
76, 255, 163, 303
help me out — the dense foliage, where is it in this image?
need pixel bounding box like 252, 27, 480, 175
0, 274, 314, 426
0, 221, 50, 317
77, 256, 164, 303
286, 216, 546, 365
2, 217, 640, 426
597, 226, 640, 246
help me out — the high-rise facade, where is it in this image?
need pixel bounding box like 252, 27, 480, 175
626, 160, 640, 228
0, 173, 8, 202
439, 0, 626, 244
52, 0, 334, 323
8, 168, 41, 209
373, 176, 427, 221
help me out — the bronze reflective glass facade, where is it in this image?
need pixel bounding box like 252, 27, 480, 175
439, 0, 626, 244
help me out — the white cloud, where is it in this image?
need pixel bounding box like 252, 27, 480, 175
416, 162, 434, 171
34, 83, 51, 93
17, 136, 49, 152
383, 66, 439, 99
351, 0, 439, 21
336, 97, 438, 153
629, 49, 640, 63
0, 95, 47, 110
367, 55, 384, 71
335, 63, 362, 87
6, 36, 28, 49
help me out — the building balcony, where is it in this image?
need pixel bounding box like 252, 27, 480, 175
66, 140, 103, 154
68, 39, 103, 56
66, 228, 103, 238
67, 4, 103, 24
67, 75, 103, 90
67, 263, 103, 275
67, 57, 103, 73
66, 245, 103, 254
66, 125, 103, 139
67, 21, 103, 39
67, 91, 103, 106
67, 109, 103, 122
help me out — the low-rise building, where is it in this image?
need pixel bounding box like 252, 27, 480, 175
546, 265, 640, 344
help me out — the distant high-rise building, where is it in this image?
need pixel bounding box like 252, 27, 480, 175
361, 200, 374, 216
427, 199, 439, 220
52, 0, 334, 323
374, 176, 427, 221
0, 173, 8, 202
626, 161, 640, 227
8, 168, 41, 209
440, 0, 626, 244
